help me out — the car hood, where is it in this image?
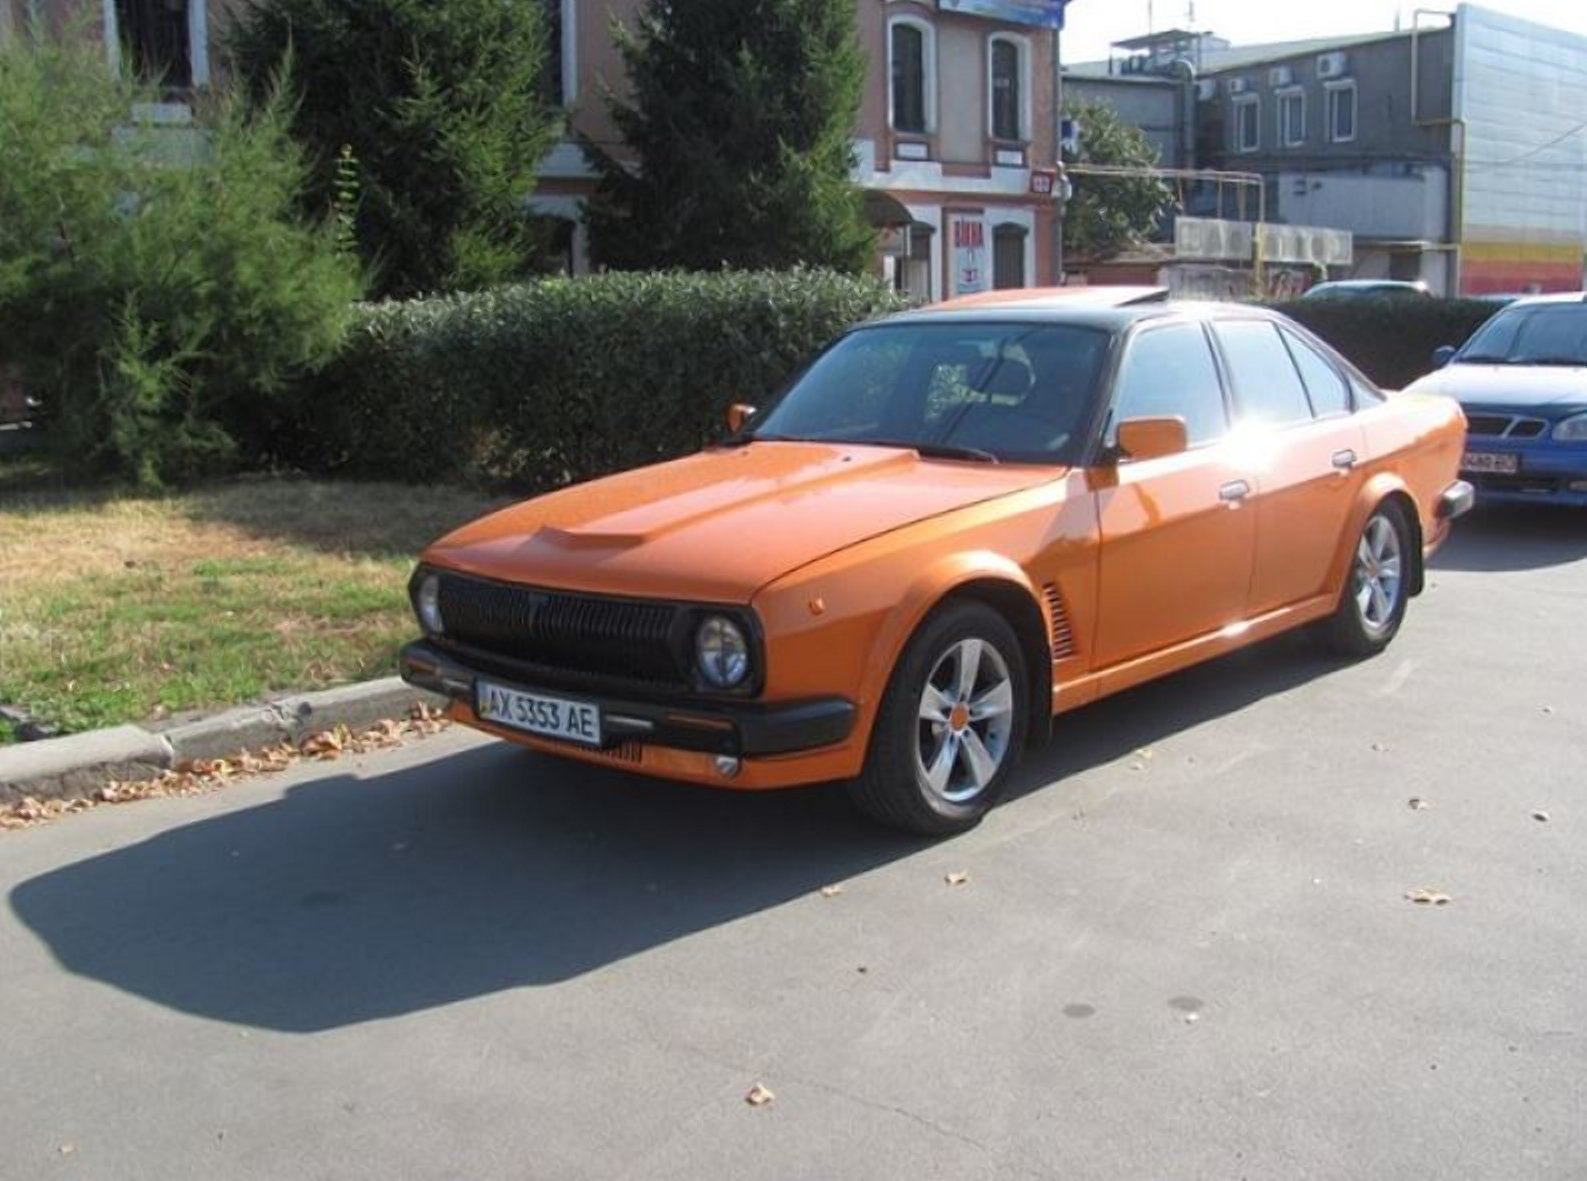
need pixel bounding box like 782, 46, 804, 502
1408, 363, 1587, 413
423, 442, 1064, 604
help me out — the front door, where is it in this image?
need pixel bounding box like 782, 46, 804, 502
1093, 322, 1256, 668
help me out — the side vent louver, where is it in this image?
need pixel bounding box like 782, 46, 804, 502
1042, 583, 1076, 660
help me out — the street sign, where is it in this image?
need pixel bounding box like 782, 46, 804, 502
1030, 169, 1058, 196
937, 0, 1070, 30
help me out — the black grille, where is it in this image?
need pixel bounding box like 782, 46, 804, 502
436, 573, 685, 687
1465, 414, 1510, 437
1510, 419, 1547, 438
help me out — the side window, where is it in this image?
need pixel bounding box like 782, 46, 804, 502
1214, 321, 1314, 426
1281, 329, 1351, 416
1112, 324, 1228, 446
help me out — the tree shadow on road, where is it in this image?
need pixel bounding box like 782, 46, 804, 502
8, 743, 927, 1033
1431, 503, 1587, 573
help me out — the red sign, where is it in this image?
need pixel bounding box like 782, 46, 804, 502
1030, 169, 1058, 197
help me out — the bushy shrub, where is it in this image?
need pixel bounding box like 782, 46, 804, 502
300, 270, 906, 489
1272, 297, 1500, 389
0, 34, 362, 488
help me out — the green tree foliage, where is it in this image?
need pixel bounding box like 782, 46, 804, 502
1063, 100, 1175, 263
229, 0, 560, 298
0, 33, 361, 488
585, 0, 874, 273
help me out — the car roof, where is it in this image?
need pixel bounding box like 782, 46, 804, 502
1308, 280, 1428, 292
929, 286, 1170, 312
876, 296, 1282, 332
1500, 291, 1587, 308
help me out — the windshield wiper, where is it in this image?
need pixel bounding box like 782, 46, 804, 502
1457, 353, 1515, 364
875, 440, 1000, 464
1514, 356, 1587, 366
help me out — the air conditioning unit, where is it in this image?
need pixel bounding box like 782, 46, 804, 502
1269, 66, 1294, 87
1196, 79, 1218, 102
1226, 77, 1249, 95
1317, 51, 1349, 79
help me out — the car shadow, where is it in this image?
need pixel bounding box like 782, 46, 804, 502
1011, 630, 1346, 799
8, 743, 928, 1033
1432, 503, 1587, 572
9, 632, 1350, 1035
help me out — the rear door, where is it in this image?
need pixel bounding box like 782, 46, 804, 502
1211, 319, 1367, 615
1092, 321, 1256, 668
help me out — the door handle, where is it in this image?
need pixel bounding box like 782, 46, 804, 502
1219, 479, 1251, 504
1332, 449, 1358, 471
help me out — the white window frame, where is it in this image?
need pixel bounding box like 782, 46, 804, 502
1277, 87, 1305, 148
1325, 79, 1358, 144
986, 32, 1031, 144
887, 14, 937, 135
101, 0, 209, 89
1233, 94, 1260, 153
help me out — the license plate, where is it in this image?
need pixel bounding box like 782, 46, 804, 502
1462, 451, 1519, 474
475, 681, 602, 747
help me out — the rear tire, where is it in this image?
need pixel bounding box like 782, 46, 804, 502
847, 600, 1029, 837
1317, 500, 1413, 658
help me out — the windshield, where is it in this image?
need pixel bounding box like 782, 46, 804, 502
1459, 303, 1587, 366
747, 322, 1111, 464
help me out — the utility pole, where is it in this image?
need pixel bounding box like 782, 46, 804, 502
1053, 23, 1066, 286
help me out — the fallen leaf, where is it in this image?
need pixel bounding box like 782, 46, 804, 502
1541, 705, 1555, 715
945, 871, 970, 887
818, 884, 843, 898
1408, 797, 1430, 810
1405, 888, 1452, 906
1371, 742, 1389, 753
745, 1083, 775, 1107
1531, 810, 1550, 823
58, 1144, 75, 1156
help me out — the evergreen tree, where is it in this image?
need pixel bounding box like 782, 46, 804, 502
585, 0, 873, 273
1062, 100, 1176, 262
230, 0, 561, 298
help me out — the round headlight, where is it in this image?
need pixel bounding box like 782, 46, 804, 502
1553, 412, 1587, 441
696, 616, 750, 688
416, 572, 444, 635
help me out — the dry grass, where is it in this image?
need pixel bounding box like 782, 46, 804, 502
0, 474, 499, 738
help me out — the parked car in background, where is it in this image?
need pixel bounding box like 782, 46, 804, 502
1302, 280, 1433, 301
1408, 293, 1587, 506
402, 296, 1472, 836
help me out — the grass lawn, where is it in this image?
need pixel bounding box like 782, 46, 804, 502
0, 466, 497, 740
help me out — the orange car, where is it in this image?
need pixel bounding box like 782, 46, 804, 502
401, 295, 1472, 835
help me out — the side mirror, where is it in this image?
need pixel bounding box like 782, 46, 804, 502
1431, 345, 1457, 370
726, 403, 757, 434
1115, 416, 1189, 462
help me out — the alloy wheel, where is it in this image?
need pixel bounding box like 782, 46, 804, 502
914, 638, 1016, 804
1353, 513, 1404, 634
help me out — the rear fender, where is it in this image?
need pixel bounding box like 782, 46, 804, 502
1328, 473, 1425, 603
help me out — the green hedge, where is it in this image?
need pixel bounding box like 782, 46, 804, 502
1271, 297, 1501, 390
295, 269, 905, 489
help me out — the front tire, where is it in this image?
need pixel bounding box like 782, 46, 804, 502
1318, 500, 1413, 657
847, 600, 1029, 837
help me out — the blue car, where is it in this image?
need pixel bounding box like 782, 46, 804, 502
1408, 294, 1587, 507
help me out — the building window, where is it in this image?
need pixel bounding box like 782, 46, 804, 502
1326, 80, 1357, 143
890, 18, 934, 135
992, 223, 1028, 290
988, 36, 1026, 142
1233, 95, 1260, 153
114, 0, 193, 91
1278, 88, 1305, 147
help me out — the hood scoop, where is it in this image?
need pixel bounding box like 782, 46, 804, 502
533, 525, 647, 550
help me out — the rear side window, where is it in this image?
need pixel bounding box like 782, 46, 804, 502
1214, 321, 1314, 426
1111, 323, 1228, 445
1281, 329, 1351, 416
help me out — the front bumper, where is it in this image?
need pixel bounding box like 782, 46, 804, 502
1460, 439, 1587, 506
399, 640, 856, 761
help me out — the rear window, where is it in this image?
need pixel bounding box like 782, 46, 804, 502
1214, 321, 1314, 426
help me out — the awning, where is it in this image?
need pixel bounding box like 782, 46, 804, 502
864, 190, 921, 230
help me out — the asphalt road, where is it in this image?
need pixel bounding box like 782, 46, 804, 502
3, 504, 1585, 1181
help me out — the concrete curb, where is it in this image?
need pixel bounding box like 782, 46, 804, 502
1, 678, 443, 806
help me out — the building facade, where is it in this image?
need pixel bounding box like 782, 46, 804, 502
545, 0, 1063, 300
